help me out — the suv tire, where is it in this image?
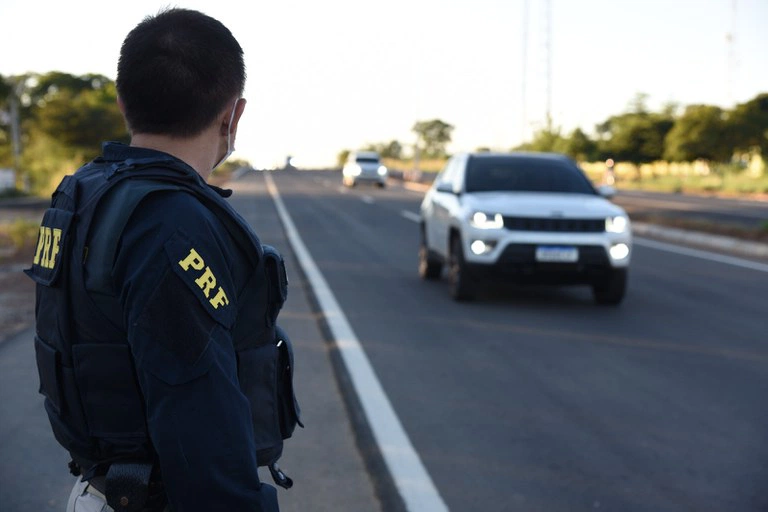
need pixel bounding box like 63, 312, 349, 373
418, 227, 443, 280
592, 268, 627, 305
449, 235, 475, 301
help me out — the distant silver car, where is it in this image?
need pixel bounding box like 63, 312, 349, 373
342, 151, 387, 188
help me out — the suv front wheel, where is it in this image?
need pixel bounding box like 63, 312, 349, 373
418, 227, 443, 280
449, 235, 475, 301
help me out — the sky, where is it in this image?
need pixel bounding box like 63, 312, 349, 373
2, 0, 767, 168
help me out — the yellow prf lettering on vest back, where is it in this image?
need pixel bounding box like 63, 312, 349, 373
49, 228, 62, 268
195, 267, 217, 298
209, 287, 229, 309
178, 248, 205, 271
33, 226, 46, 265
32, 226, 63, 270
178, 247, 230, 309
41, 227, 52, 268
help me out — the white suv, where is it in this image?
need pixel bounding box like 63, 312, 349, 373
342, 151, 388, 188
419, 152, 632, 304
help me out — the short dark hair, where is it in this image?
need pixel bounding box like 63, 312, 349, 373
117, 8, 246, 137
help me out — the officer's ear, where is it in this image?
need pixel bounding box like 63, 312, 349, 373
220, 98, 247, 138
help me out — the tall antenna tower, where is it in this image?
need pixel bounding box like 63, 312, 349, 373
521, 0, 529, 144
726, 0, 737, 105
544, 0, 552, 128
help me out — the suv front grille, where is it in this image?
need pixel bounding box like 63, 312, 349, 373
502, 216, 605, 233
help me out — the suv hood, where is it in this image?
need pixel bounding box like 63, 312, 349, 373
462, 192, 626, 218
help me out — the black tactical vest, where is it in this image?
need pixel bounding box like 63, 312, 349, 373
25, 156, 301, 481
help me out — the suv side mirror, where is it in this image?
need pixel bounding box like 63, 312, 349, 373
597, 185, 616, 199
436, 182, 459, 195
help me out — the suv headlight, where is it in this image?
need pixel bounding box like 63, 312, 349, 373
377, 165, 388, 176
348, 164, 361, 176
605, 215, 629, 233
470, 212, 504, 229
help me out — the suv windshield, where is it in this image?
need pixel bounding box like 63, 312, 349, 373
465, 156, 596, 194
356, 157, 380, 164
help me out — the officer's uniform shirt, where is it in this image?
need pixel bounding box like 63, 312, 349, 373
98, 144, 275, 510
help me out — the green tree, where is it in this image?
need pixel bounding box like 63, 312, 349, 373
379, 140, 402, 159
412, 119, 453, 158
514, 126, 568, 154
337, 149, 350, 168
596, 111, 673, 164
727, 93, 768, 155
664, 105, 730, 162
5, 71, 129, 193
0, 74, 12, 167
362, 140, 403, 159
29, 72, 127, 156
564, 128, 598, 161
0, 74, 11, 106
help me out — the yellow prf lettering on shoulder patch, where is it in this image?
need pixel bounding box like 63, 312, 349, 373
178, 248, 230, 309
32, 226, 63, 270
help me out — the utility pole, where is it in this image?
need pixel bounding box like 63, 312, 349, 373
8, 78, 24, 190
10, 93, 21, 172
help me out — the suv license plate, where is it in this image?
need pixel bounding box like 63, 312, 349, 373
535, 246, 579, 262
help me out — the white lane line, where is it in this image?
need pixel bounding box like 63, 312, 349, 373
361, 195, 374, 204
401, 210, 421, 223
264, 173, 449, 512
635, 237, 768, 273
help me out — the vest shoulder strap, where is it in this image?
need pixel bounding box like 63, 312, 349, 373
85, 180, 184, 295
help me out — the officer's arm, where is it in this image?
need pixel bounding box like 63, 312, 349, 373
114, 192, 277, 511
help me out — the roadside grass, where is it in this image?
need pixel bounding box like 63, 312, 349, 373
630, 212, 768, 243
386, 157, 768, 198
615, 173, 768, 196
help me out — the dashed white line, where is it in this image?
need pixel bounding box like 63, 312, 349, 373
264, 173, 449, 512
361, 195, 374, 204
401, 210, 421, 223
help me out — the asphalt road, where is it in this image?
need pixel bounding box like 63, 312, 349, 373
3, 170, 767, 511
613, 189, 768, 229
269, 170, 768, 511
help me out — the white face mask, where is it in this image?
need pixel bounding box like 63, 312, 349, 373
212, 100, 239, 171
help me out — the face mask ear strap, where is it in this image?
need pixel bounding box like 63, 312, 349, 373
213, 100, 240, 171
226, 99, 239, 146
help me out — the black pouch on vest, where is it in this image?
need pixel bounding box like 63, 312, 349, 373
262, 244, 288, 327
275, 325, 302, 439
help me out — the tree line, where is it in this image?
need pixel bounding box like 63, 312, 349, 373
345, 92, 767, 169
517, 92, 768, 165
0, 71, 128, 192
0, 71, 242, 194
2, 72, 766, 192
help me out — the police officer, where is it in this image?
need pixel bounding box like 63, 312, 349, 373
26, 8, 299, 512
